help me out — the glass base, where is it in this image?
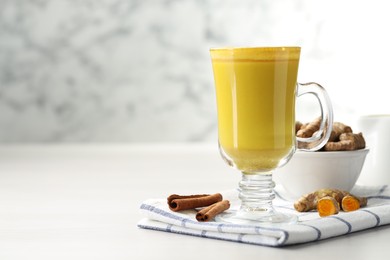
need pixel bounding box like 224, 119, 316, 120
215, 210, 297, 226
215, 172, 297, 226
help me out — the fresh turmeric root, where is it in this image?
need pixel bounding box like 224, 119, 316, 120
295, 119, 366, 151
294, 189, 346, 212
342, 195, 367, 212
295, 121, 303, 133
328, 122, 353, 142
324, 132, 366, 151
294, 188, 367, 217
296, 117, 321, 138
317, 196, 340, 217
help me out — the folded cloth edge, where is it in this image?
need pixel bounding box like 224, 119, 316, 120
138, 200, 292, 246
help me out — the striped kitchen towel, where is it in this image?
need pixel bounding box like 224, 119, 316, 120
137, 185, 390, 247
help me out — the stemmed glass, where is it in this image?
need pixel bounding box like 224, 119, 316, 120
210, 47, 333, 225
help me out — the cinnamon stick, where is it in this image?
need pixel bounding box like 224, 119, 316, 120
167, 194, 209, 205
196, 200, 230, 222
167, 193, 223, 212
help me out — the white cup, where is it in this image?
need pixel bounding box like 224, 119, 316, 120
357, 114, 390, 185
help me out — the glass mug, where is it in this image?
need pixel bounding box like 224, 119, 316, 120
210, 46, 333, 225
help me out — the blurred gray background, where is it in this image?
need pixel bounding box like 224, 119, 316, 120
1, 0, 389, 143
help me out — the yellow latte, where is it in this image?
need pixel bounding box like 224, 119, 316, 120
210, 47, 300, 172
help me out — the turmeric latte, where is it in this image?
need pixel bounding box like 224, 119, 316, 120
210, 47, 300, 173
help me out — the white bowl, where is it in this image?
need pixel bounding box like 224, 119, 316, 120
274, 148, 369, 199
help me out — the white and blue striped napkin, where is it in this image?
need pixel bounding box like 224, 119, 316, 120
138, 185, 390, 247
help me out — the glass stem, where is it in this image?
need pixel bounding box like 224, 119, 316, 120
238, 172, 275, 213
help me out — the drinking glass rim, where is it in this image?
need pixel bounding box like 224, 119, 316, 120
210, 46, 300, 51
210, 46, 301, 60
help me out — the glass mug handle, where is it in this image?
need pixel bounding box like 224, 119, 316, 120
296, 82, 334, 151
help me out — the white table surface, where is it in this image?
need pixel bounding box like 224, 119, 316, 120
0, 143, 389, 260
